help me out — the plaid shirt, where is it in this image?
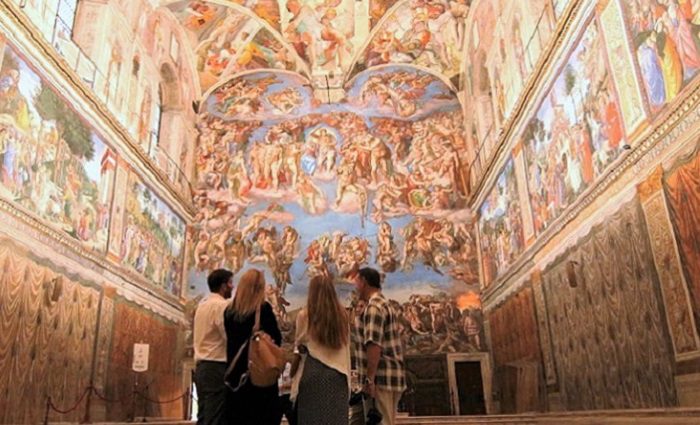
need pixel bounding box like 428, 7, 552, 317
353, 292, 406, 392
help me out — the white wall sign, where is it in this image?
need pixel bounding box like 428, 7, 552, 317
132, 343, 150, 372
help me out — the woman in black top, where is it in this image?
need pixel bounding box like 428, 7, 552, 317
224, 268, 282, 425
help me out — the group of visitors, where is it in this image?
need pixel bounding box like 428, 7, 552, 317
193, 266, 406, 425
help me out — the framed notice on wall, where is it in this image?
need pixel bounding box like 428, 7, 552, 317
132, 343, 150, 372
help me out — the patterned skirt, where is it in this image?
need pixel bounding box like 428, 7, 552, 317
296, 354, 349, 425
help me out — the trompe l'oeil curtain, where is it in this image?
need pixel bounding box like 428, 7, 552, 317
0, 245, 99, 424
664, 150, 700, 334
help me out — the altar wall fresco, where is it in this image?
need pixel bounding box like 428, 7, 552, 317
0, 39, 186, 297
188, 65, 484, 354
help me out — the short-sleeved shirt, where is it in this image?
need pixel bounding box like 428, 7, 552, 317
354, 292, 406, 392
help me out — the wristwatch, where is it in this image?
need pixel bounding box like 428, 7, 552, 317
365, 377, 375, 385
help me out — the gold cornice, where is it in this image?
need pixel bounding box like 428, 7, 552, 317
0, 1, 195, 219
467, 0, 585, 207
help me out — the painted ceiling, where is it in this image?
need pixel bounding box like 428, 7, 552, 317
164, 0, 469, 95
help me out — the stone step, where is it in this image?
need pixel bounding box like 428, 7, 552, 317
72, 408, 700, 425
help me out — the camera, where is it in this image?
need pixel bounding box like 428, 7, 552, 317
366, 404, 382, 425
348, 392, 383, 425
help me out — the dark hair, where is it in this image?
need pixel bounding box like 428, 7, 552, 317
207, 269, 233, 292
358, 267, 381, 289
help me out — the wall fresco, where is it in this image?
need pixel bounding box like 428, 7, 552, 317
664, 146, 700, 338
189, 65, 482, 354
0, 43, 115, 252
120, 172, 186, 295
542, 198, 676, 410
523, 19, 625, 235
478, 157, 525, 286
620, 0, 700, 112
0, 241, 100, 424
464, 0, 556, 180
357, 0, 465, 79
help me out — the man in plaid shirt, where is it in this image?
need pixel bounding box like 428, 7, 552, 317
352, 267, 406, 425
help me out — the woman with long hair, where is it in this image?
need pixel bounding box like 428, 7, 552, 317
224, 268, 282, 425
292, 274, 350, 424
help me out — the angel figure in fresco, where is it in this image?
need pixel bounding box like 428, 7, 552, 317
304, 239, 329, 278
376, 222, 399, 273
280, 225, 300, 262
226, 149, 252, 201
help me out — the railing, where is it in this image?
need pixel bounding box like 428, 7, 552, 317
13, 0, 192, 199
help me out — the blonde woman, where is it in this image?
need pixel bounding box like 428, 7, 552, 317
292, 275, 350, 425
224, 269, 282, 425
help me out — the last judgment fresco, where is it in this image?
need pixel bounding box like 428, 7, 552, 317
188, 66, 483, 353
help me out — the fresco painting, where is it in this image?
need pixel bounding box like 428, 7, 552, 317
0, 44, 115, 252
358, 0, 465, 79
228, 29, 298, 75
620, 0, 700, 112
464, 0, 556, 180
282, 0, 359, 73
478, 157, 525, 286
523, 20, 625, 235
189, 65, 482, 353
120, 172, 186, 295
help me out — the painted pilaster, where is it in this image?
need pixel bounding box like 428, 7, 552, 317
637, 166, 700, 359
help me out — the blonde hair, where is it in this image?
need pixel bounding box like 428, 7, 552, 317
230, 269, 265, 320
307, 275, 348, 349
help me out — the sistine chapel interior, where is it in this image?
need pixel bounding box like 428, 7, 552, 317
1, 0, 700, 423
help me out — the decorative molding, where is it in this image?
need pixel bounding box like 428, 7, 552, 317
0, 199, 186, 323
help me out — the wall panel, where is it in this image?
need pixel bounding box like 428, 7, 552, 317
105, 300, 184, 421
0, 240, 100, 424
542, 198, 676, 410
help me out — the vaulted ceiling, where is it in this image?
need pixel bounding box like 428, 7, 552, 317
162, 0, 469, 100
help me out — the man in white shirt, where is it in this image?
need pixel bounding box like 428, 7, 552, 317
193, 269, 233, 425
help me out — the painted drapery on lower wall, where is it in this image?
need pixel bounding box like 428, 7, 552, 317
106, 301, 184, 421
0, 242, 100, 424
0, 236, 185, 424
541, 198, 676, 410
664, 146, 700, 335
487, 286, 544, 413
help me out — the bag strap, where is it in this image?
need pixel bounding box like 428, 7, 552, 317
224, 305, 261, 391
253, 303, 262, 333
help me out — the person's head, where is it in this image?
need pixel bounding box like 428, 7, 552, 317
352, 267, 381, 301
207, 269, 234, 298
230, 269, 266, 319
307, 275, 348, 349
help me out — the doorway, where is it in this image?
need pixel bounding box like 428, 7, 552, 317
447, 353, 492, 415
